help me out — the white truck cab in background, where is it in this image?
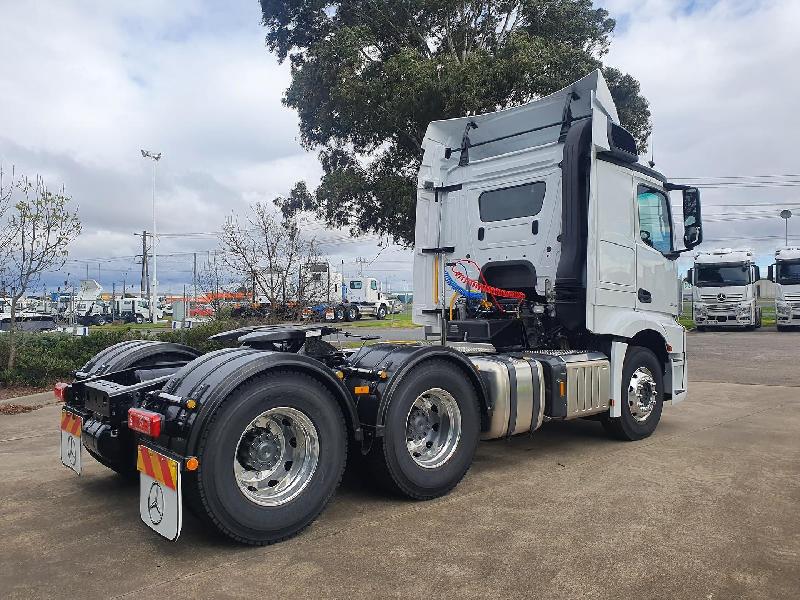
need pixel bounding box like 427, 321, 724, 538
689, 248, 761, 330
343, 277, 392, 320
769, 247, 800, 331
114, 297, 162, 324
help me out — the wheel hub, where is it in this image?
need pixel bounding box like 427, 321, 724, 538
405, 388, 462, 469
233, 407, 320, 506
628, 367, 657, 423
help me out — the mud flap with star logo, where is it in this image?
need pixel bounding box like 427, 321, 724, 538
137, 445, 182, 541
60, 410, 83, 475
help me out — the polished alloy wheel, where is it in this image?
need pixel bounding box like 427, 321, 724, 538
405, 388, 462, 469
234, 407, 319, 506
627, 366, 658, 423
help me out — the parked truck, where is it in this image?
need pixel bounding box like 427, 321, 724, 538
114, 297, 163, 324
688, 248, 761, 330
310, 275, 394, 322
57, 70, 702, 545
768, 247, 800, 331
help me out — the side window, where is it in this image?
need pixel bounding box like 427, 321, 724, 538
370, 280, 377, 290
349, 281, 362, 290
479, 181, 546, 222
636, 185, 673, 254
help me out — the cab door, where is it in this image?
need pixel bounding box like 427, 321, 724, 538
634, 183, 679, 315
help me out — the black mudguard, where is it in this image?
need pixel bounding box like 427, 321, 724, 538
344, 344, 490, 434
76, 340, 201, 380
154, 347, 362, 458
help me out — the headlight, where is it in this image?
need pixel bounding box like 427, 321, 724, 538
738, 303, 752, 315
777, 302, 791, 315
695, 303, 707, 315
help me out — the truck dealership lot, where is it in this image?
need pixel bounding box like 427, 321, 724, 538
0, 330, 797, 599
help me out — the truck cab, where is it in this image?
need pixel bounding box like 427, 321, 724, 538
413, 69, 702, 409
769, 247, 800, 330
114, 297, 162, 324
689, 248, 761, 330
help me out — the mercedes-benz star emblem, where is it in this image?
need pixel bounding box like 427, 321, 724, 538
147, 482, 165, 525
717, 293, 727, 302
66, 436, 78, 466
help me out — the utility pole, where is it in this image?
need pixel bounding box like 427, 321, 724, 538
140, 230, 149, 296
141, 149, 161, 322
85, 264, 89, 280
193, 252, 197, 313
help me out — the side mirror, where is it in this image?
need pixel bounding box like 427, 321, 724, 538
684, 268, 694, 284
754, 265, 761, 282
682, 187, 703, 249
768, 265, 775, 283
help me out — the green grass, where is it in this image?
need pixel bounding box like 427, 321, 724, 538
88, 320, 172, 333
340, 311, 419, 328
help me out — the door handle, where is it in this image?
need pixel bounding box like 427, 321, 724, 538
531, 220, 539, 235
478, 227, 484, 241
638, 288, 652, 303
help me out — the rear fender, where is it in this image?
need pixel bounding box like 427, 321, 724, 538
346, 344, 490, 434
161, 348, 361, 457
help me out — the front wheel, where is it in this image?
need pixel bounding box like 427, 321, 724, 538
134, 314, 144, 324
365, 360, 480, 499
376, 305, 387, 320
187, 371, 347, 545
602, 347, 664, 441
334, 306, 346, 322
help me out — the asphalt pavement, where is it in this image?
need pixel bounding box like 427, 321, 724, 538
0, 329, 798, 598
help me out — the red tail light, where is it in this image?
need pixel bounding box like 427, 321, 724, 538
128, 408, 163, 437
54, 382, 69, 402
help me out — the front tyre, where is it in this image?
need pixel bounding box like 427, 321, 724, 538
188, 371, 347, 545
602, 347, 664, 441
376, 305, 388, 320
366, 360, 480, 500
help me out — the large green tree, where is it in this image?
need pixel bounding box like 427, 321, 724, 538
260, 0, 652, 245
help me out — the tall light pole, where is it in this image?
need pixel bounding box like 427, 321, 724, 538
780, 209, 792, 247
141, 149, 162, 323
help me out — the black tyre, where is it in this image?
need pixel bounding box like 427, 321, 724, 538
695, 326, 705, 332
334, 306, 346, 322
376, 305, 388, 320
135, 314, 144, 324
345, 306, 358, 322
365, 360, 480, 500
777, 325, 789, 332
187, 371, 347, 545
602, 347, 664, 441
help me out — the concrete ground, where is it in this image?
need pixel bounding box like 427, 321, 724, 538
1, 331, 798, 599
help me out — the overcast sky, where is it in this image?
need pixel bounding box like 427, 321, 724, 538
1, 0, 798, 297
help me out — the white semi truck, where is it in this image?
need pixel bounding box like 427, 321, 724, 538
114, 297, 163, 324
688, 248, 761, 330
58, 70, 702, 545
769, 247, 800, 331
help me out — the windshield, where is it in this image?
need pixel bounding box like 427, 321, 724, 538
695, 263, 750, 287
777, 261, 800, 284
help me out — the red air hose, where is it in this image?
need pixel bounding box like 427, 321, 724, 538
450, 263, 526, 301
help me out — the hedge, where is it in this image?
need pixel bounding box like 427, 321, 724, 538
0, 319, 253, 388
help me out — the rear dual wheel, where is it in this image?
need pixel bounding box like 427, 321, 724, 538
187, 372, 346, 545
365, 360, 480, 499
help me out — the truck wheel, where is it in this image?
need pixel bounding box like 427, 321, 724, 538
188, 371, 347, 545
134, 314, 144, 324
345, 306, 358, 322
695, 326, 705, 332
602, 347, 664, 441
366, 360, 480, 500
376, 305, 388, 320
334, 306, 346, 322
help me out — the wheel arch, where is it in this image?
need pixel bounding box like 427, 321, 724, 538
376, 346, 490, 433
173, 350, 362, 458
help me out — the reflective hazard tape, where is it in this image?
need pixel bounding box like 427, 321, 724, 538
60, 410, 82, 437
136, 446, 178, 491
